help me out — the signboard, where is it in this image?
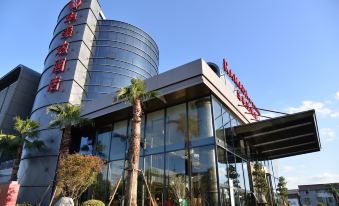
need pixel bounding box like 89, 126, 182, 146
223, 58, 260, 120
47, 0, 82, 93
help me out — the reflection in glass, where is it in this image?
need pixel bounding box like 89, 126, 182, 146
166, 104, 187, 151
165, 150, 189, 205
217, 147, 231, 206
191, 145, 218, 206
212, 96, 224, 142
93, 164, 109, 204
108, 160, 125, 205
145, 110, 164, 154
188, 97, 214, 145
96, 126, 112, 160
110, 120, 127, 160
144, 153, 164, 206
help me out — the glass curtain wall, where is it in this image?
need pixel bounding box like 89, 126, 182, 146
92, 95, 255, 206
212, 95, 253, 206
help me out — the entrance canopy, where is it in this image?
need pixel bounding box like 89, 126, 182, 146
233, 110, 320, 160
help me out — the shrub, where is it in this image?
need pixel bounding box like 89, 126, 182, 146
81, 199, 105, 206
57, 154, 104, 200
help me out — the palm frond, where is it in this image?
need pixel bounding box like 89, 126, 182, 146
47, 103, 89, 128
116, 78, 165, 106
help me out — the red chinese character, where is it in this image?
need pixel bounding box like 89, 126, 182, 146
68, 0, 82, 11
64, 12, 77, 23
53, 58, 67, 73
47, 76, 62, 92
62, 26, 74, 38
56, 41, 69, 56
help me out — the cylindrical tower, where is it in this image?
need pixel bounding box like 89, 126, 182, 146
83, 20, 159, 101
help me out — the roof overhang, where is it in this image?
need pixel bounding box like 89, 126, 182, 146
233, 110, 321, 160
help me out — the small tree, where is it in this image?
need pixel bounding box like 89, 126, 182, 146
0, 117, 43, 181
277, 176, 288, 206
252, 161, 268, 204
56, 154, 104, 201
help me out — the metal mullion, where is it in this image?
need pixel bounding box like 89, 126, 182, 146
210, 95, 222, 205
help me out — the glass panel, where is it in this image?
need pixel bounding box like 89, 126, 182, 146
144, 153, 164, 206
191, 145, 218, 206
93, 165, 109, 204
79, 131, 94, 155
188, 97, 214, 146
231, 155, 246, 206
217, 147, 231, 206
145, 110, 165, 154
212, 96, 224, 143
165, 150, 189, 205
110, 120, 127, 160
96, 126, 112, 160
165, 103, 187, 151
242, 161, 251, 195
222, 107, 232, 149
107, 160, 125, 205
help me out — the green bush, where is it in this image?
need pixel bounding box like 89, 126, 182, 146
81, 199, 105, 206
16, 203, 33, 206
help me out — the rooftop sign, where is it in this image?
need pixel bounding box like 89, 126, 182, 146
223, 58, 260, 120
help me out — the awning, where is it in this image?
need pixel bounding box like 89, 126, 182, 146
233, 110, 321, 160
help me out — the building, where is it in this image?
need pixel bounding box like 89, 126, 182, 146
0, 65, 40, 183
7, 0, 321, 205
17, 0, 159, 204
0, 65, 40, 135
288, 189, 301, 206
73, 59, 320, 206
298, 183, 339, 206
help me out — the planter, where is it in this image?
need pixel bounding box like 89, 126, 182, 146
0, 181, 20, 206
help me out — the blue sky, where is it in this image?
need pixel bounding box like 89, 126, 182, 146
1, 0, 339, 188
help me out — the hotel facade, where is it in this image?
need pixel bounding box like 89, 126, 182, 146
0, 0, 321, 205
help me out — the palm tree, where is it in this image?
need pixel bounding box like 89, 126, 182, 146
0, 117, 43, 181
117, 78, 164, 206
47, 103, 87, 160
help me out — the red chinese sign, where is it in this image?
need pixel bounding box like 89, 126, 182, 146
223, 58, 260, 120
64, 12, 77, 23
56, 41, 69, 56
48, 0, 81, 93
47, 76, 62, 92
53, 58, 67, 73
69, 0, 82, 11
62, 26, 74, 38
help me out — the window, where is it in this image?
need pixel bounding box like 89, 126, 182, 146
191, 145, 218, 206
165, 150, 189, 204
96, 126, 112, 160
188, 97, 214, 146
165, 103, 187, 151
145, 110, 165, 154
144, 153, 164, 205
110, 120, 127, 160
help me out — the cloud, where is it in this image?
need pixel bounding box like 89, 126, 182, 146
286, 172, 339, 189
282, 165, 295, 173
286, 100, 339, 118
320, 128, 336, 142
336, 92, 339, 100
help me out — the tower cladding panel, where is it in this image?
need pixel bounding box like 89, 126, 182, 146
18, 0, 158, 204
83, 20, 159, 101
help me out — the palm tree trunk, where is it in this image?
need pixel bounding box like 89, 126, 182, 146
125, 97, 142, 206
59, 126, 72, 160
10, 144, 23, 181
